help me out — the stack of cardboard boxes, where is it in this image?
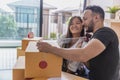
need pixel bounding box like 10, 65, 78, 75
13, 37, 87, 80
13, 37, 62, 80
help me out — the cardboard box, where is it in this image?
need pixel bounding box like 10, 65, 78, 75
13, 56, 48, 80
111, 22, 120, 42
13, 56, 25, 80
22, 37, 42, 51
25, 52, 62, 78
13, 57, 87, 80
17, 48, 25, 58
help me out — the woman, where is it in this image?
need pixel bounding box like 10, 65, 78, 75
59, 16, 91, 78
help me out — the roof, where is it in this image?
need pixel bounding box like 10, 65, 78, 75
0, 5, 13, 12
53, 6, 83, 13
43, 0, 83, 13
8, 0, 57, 9
54, 7, 79, 13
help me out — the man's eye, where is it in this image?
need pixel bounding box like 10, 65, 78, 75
76, 22, 80, 24
84, 18, 87, 20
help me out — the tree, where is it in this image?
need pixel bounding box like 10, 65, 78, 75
0, 14, 17, 39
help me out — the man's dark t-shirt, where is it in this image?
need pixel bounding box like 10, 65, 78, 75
89, 27, 119, 80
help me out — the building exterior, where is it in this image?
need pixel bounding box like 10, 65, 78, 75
0, 0, 85, 40
8, 0, 56, 38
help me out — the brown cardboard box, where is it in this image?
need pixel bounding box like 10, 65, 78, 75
13, 57, 88, 80
13, 56, 48, 80
22, 37, 42, 51
13, 56, 25, 80
111, 21, 120, 42
25, 52, 62, 78
17, 48, 25, 58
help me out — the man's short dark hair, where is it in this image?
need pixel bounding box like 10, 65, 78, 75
85, 5, 105, 20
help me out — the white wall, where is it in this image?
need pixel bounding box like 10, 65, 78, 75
88, 0, 114, 19
89, 0, 113, 10
113, 0, 120, 6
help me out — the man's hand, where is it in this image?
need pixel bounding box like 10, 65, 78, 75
36, 41, 52, 53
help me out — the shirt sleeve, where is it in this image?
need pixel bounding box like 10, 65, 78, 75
93, 29, 113, 47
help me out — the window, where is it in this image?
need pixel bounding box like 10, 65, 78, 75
16, 7, 35, 23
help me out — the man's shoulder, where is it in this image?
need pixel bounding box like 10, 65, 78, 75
95, 27, 115, 34
99, 27, 112, 31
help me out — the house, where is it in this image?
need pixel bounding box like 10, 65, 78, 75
8, 0, 56, 38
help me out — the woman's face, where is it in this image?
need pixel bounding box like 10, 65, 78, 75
69, 17, 82, 35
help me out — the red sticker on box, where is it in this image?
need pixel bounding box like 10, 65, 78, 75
39, 60, 47, 69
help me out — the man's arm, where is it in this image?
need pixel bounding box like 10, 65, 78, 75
51, 38, 106, 62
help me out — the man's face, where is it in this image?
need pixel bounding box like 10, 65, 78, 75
82, 10, 94, 32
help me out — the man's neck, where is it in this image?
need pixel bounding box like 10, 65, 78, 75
93, 22, 104, 33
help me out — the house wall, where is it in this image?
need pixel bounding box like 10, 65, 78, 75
42, 9, 49, 37
57, 12, 71, 36
47, 12, 72, 39
113, 0, 120, 6
72, 11, 80, 16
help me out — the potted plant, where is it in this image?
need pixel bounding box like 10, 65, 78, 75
106, 6, 120, 19
50, 32, 57, 40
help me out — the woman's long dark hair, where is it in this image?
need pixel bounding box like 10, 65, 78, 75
62, 16, 85, 48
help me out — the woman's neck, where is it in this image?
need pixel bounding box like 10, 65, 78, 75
70, 35, 80, 47
72, 34, 80, 38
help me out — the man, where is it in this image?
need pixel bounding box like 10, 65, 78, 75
37, 5, 119, 80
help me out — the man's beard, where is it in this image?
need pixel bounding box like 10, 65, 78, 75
86, 20, 94, 32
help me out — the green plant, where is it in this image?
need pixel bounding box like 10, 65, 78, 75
106, 6, 120, 13
43, 36, 49, 40
0, 15, 17, 39
50, 32, 56, 39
